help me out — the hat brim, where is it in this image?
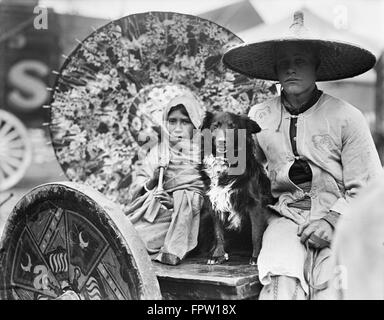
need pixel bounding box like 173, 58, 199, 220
222, 38, 376, 81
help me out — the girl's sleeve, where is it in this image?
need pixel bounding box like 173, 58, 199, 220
128, 146, 158, 201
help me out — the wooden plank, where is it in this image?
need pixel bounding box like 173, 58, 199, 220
153, 255, 261, 300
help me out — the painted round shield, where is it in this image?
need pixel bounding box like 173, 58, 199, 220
48, 11, 274, 212
0, 182, 161, 300
0, 110, 32, 191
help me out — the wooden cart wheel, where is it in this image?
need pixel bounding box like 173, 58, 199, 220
0, 182, 162, 300
0, 110, 32, 191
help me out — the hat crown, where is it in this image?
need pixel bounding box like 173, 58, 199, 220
289, 10, 309, 37
293, 11, 304, 25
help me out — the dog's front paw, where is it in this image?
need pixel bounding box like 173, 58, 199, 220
207, 252, 229, 265
249, 256, 258, 266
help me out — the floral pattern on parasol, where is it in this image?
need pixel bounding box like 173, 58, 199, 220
49, 12, 275, 211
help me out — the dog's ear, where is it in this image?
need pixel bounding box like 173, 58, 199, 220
201, 111, 214, 130
243, 116, 261, 134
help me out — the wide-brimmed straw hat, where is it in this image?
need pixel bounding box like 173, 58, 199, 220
222, 11, 376, 81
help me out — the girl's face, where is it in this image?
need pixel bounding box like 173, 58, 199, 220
167, 108, 194, 144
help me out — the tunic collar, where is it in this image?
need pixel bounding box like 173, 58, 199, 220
281, 86, 323, 115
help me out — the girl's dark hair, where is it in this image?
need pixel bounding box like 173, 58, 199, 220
167, 104, 189, 118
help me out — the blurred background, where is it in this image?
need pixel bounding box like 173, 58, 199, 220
0, 0, 383, 236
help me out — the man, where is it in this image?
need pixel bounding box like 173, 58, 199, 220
223, 11, 383, 299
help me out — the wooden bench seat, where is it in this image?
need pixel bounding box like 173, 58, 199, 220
152, 255, 261, 300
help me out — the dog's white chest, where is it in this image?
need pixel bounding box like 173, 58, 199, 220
203, 155, 242, 229
207, 183, 234, 214
207, 182, 242, 230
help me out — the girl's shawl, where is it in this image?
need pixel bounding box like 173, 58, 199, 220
126, 94, 205, 222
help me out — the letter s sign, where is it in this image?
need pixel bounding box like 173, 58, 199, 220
7, 60, 49, 112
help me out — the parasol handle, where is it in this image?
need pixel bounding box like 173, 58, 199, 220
157, 167, 165, 191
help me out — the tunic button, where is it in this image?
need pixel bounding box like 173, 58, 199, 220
293, 137, 297, 141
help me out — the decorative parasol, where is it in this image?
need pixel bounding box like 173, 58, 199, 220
48, 11, 274, 212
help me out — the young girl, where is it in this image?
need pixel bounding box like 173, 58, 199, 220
125, 94, 205, 265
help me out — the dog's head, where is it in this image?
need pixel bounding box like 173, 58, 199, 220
201, 111, 261, 156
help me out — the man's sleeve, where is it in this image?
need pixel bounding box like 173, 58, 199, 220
330, 107, 383, 215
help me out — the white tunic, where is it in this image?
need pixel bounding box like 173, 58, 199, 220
248, 93, 383, 294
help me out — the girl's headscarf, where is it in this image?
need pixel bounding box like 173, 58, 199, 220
159, 93, 205, 167
162, 93, 205, 129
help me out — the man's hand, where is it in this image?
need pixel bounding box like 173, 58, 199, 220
155, 191, 174, 209
297, 219, 333, 249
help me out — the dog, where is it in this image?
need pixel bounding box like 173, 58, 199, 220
198, 111, 275, 265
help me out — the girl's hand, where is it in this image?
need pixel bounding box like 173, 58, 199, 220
155, 191, 174, 209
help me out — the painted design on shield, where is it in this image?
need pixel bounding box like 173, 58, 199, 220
67, 212, 108, 277
4, 200, 133, 300
84, 276, 102, 300
12, 229, 59, 298
20, 254, 32, 273
47, 247, 69, 286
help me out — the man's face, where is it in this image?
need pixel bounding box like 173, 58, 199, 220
275, 43, 317, 96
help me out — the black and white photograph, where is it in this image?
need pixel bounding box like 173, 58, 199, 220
0, 0, 383, 306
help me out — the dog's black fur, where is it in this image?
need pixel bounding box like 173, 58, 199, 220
197, 111, 275, 265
